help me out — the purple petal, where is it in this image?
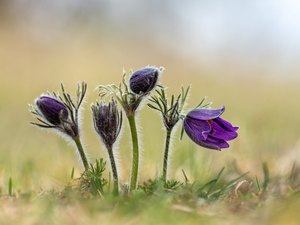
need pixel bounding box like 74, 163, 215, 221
210, 121, 238, 141
187, 106, 225, 121
193, 140, 222, 150
206, 136, 230, 149
213, 117, 239, 132
129, 67, 159, 94
184, 117, 211, 142
92, 100, 122, 148
36, 96, 68, 125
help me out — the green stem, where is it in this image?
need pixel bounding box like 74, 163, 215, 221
73, 136, 89, 170
162, 128, 172, 183
107, 146, 119, 195
127, 114, 139, 191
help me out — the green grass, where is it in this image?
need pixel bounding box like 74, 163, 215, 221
1, 26, 300, 224
1, 163, 300, 225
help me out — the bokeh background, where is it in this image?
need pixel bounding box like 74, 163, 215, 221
1, 0, 300, 194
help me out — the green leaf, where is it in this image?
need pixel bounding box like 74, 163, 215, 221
182, 169, 189, 183
262, 162, 270, 192
255, 176, 261, 191
195, 97, 206, 108
70, 167, 75, 179
207, 167, 225, 194
170, 94, 174, 108
8, 177, 12, 196
147, 104, 161, 111
209, 172, 249, 199
180, 125, 185, 140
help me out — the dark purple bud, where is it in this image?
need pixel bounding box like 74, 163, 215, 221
92, 100, 122, 149
129, 67, 161, 94
36, 96, 68, 126
183, 106, 238, 150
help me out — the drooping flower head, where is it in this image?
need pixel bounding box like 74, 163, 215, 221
30, 82, 87, 139
129, 66, 161, 95
92, 99, 122, 149
30, 82, 89, 170
36, 96, 68, 126
183, 106, 238, 150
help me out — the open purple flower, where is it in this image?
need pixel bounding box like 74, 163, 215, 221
36, 96, 68, 126
129, 66, 160, 94
183, 106, 238, 150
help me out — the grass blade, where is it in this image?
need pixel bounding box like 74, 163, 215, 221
8, 177, 13, 196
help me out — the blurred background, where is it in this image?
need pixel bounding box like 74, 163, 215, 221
1, 0, 300, 192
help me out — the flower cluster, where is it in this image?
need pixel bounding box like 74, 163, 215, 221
29, 66, 238, 195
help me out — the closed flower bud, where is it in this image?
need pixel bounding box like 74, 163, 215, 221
129, 66, 161, 94
36, 96, 68, 126
92, 100, 122, 149
184, 106, 238, 150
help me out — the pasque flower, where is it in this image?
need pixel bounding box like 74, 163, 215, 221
36, 96, 68, 126
92, 99, 122, 195
184, 106, 238, 150
30, 82, 89, 170
129, 66, 160, 94
34, 95, 79, 138
92, 100, 122, 149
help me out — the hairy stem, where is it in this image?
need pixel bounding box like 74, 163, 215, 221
107, 146, 119, 195
127, 114, 139, 191
73, 136, 89, 170
162, 128, 173, 183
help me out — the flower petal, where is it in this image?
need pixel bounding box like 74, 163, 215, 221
36, 96, 68, 125
193, 140, 222, 150
184, 117, 211, 142
186, 106, 225, 121
210, 120, 238, 141
206, 136, 230, 149
129, 67, 160, 94
213, 117, 239, 132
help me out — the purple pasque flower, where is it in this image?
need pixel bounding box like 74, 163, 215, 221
31, 83, 90, 170
183, 106, 238, 150
92, 99, 122, 149
129, 66, 160, 94
36, 96, 68, 126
